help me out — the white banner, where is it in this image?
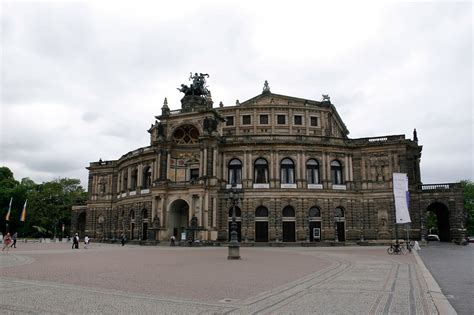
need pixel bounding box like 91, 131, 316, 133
393, 173, 411, 224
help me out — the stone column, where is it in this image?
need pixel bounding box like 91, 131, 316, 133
127, 168, 132, 190
137, 164, 143, 189
203, 147, 208, 176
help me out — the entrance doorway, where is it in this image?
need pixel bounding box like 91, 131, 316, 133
255, 206, 269, 242
336, 222, 345, 241
309, 221, 322, 242
255, 222, 268, 242
282, 221, 296, 242
282, 206, 296, 242
169, 199, 189, 240
426, 202, 450, 241
142, 223, 148, 240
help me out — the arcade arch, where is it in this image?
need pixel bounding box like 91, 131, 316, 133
426, 202, 450, 241
168, 199, 190, 239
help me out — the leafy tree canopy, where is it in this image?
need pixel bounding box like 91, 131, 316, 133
1, 166, 87, 237
461, 180, 474, 236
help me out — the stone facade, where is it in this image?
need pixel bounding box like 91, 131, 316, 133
72, 80, 465, 243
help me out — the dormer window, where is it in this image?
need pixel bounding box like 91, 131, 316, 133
226, 116, 234, 126
277, 115, 286, 124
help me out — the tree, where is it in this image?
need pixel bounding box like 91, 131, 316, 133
0, 166, 87, 237
26, 178, 87, 238
461, 180, 474, 236
0, 167, 30, 234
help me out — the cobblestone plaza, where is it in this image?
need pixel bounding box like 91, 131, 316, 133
0, 243, 454, 314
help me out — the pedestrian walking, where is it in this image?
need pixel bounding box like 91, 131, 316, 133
414, 240, 421, 251
72, 233, 79, 249
11, 232, 17, 248
84, 235, 90, 249
2, 233, 12, 253
170, 235, 176, 246
121, 233, 126, 246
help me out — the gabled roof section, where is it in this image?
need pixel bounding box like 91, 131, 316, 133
239, 92, 349, 136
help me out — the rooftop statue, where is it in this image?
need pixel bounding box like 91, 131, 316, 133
322, 94, 331, 102
262, 80, 271, 93
177, 73, 210, 96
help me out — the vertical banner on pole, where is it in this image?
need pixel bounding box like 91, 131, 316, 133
393, 173, 411, 224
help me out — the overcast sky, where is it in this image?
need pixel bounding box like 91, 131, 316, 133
1, 0, 472, 187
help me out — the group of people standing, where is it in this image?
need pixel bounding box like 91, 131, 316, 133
1, 232, 17, 253
71, 233, 90, 249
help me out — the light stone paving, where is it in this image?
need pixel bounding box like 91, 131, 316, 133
0, 245, 443, 314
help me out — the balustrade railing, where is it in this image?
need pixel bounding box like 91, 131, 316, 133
420, 183, 457, 190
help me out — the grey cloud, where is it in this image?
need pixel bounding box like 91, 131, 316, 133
81, 112, 99, 123
0, 1, 471, 186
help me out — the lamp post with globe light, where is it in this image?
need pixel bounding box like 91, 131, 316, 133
227, 185, 242, 259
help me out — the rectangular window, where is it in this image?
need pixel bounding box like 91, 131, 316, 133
277, 115, 286, 124
294, 115, 303, 125
260, 114, 269, 124
242, 115, 251, 125
226, 116, 234, 126
310, 116, 319, 127
190, 169, 199, 180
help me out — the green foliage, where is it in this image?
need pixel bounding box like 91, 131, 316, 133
0, 166, 87, 237
461, 180, 474, 236
426, 211, 438, 234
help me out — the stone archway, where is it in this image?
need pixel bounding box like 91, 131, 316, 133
77, 212, 86, 237
426, 202, 450, 242
168, 199, 189, 240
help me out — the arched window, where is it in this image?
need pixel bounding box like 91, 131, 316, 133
131, 169, 138, 190
142, 166, 152, 189
282, 206, 295, 217
142, 209, 148, 219
335, 207, 345, 218
123, 172, 128, 191
228, 159, 242, 186
254, 158, 269, 183
306, 159, 320, 184
228, 206, 241, 217
331, 160, 343, 185
309, 206, 321, 218
280, 158, 295, 184
255, 206, 269, 217
172, 125, 200, 144
129, 210, 135, 220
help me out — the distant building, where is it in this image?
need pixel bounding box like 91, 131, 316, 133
72, 76, 465, 243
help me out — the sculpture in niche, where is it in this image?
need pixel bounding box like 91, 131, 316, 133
157, 123, 165, 137
370, 156, 388, 182
99, 177, 107, 195
190, 214, 198, 228
152, 215, 160, 228
203, 117, 218, 134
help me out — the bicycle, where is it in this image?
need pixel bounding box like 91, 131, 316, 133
387, 243, 407, 255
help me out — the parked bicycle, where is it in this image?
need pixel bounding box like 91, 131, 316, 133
387, 243, 407, 255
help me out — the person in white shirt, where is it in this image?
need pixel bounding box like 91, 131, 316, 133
84, 235, 90, 249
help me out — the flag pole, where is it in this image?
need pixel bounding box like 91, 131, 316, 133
5, 197, 12, 234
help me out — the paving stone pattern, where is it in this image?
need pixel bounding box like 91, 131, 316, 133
0, 243, 439, 314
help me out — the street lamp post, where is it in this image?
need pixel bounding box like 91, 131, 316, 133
306, 215, 310, 242
244, 211, 249, 243
420, 217, 425, 241
228, 186, 241, 260
359, 218, 364, 242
